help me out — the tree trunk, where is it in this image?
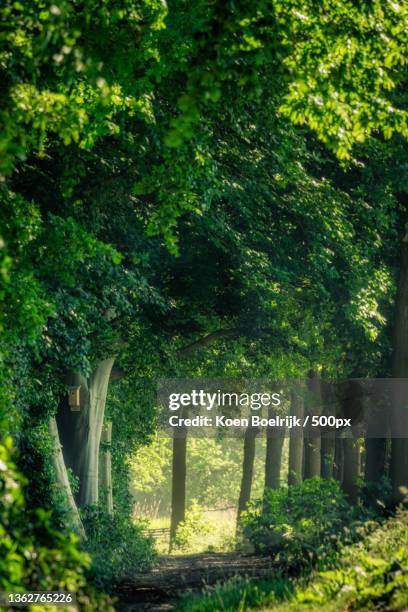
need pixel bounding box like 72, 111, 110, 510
100, 421, 113, 515
320, 436, 334, 478
288, 389, 304, 486
48, 417, 86, 539
364, 398, 387, 491
303, 375, 321, 479
304, 436, 321, 479
321, 435, 335, 479
264, 408, 286, 491
320, 380, 335, 479
56, 370, 89, 483
333, 437, 344, 483
391, 228, 408, 507
339, 380, 363, 504
342, 436, 361, 504
57, 358, 115, 507
364, 438, 386, 484
77, 358, 115, 506
364, 437, 387, 505
170, 429, 187, 547
237, 426, 257, 530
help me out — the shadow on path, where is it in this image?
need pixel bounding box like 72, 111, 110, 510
117, 551, 276, 611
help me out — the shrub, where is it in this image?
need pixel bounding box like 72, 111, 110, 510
178, 506, 408, 612
295, 508, 408, 610
361, 475, 392, 511
173, 500, 212, 552
242, 478, 352, 568
82, 505, 156, 591
180, 510, 408, 612
0, 436, 113, 610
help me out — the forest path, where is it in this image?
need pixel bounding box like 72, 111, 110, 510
117, 551, 276, 610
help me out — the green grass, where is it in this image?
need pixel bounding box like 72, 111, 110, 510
140, 510, 237, 555
176, 508, 408, 611
149, 516, 171, 530
177, 575, 293, 611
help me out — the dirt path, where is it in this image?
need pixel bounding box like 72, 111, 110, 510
117, 552, 276, 611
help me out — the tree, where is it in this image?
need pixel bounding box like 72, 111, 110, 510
237, 425, 258, 530
391, 221, 408, 507
264, 408, 286, 491
339, 380, 364, 504
364, 384, 388, 502
1, 1, 407, 589
304, 376, 322, 480
333, 437, 344, 484
100, 421, 114, 516
288, 389, 305, 486
170, 431, 187, 547
163, 0, 408, 159
320, 380, 336, 479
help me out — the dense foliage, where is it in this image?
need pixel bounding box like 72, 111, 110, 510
0, 438, 113, 610
243, 479, 353, 566
82, 507, 155, 591
178, 508, 408, 611
1, 0, 408, 605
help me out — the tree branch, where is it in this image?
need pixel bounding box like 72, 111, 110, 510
177, 329, 240, 358
110, 367, 126, 381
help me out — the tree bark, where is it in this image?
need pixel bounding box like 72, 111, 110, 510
391, 227, 408, 507
304, 436, 321, 479
342, 436, 361, 504
170, 428, 187, 547
333, 436, 344, 483
264, 408, 286, 491
364, 396, 387, 491
364, 438, 386, 481
237, 425, 257, 530
288, 389, 304, 486
339, 380, 363, 504
56, 370, 89, 484
77, 358, 115, 506
57, 358, 115, 507
48, 417, 86, 539
100, 421, 113, 515
303, 375, 321, 479
320, 382, 336, 479
321, 435, 335, 479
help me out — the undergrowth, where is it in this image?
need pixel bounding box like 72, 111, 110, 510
177, 503, 408, 611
